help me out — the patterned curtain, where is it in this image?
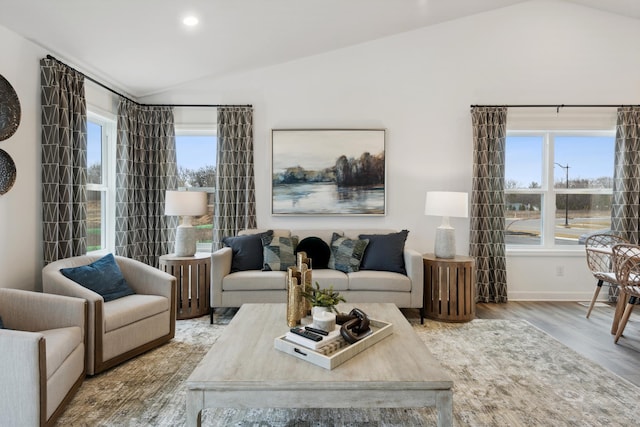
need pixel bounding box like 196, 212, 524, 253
41, 58, 87, 264
470, 106, 508, 303
115, 99, 178, 267
213, 107, 257, 249
611, 106, 640, 244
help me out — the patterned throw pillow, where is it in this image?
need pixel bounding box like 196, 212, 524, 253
328, 232, 370, 273
261, 231, 299, 271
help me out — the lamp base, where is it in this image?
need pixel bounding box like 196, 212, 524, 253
434, 226, 456, 259
175, 225, 197, 257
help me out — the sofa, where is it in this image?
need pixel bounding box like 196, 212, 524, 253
211, 229, 423, 317
0, 288, 86, 426
42, 254, 176, 375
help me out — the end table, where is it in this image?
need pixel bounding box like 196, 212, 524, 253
422, 254, 475, 323
159, 253, 210, 320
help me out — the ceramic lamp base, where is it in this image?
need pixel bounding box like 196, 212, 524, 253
175, 225, 197, 257
434, 226, 455, 259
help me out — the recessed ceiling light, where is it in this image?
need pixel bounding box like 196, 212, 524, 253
183, 16, 199, 27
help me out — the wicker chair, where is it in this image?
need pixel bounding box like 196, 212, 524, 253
611, 243, 640, 343
584, 233, 629, 318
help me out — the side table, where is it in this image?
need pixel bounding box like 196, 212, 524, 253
422, 254, 475, 323
159, 253, 210, 320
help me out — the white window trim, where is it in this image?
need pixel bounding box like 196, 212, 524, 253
506, 129, 615, 252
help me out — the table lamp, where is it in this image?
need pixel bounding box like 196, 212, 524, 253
165, 190, 208, 256
424, 191, 469, 259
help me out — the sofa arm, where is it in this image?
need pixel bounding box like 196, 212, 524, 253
404, 248, 424, 308
0, 330, 44, 427
211, 247, 233, 307
0, 289, 86, 334
115, 256, 176, 299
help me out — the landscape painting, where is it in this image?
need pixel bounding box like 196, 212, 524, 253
272, 129, 386, 215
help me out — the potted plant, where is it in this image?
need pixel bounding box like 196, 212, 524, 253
304, 282, 346, 314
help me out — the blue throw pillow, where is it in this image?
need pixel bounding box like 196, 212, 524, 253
359, 230, 409, 274
0, 315, 4, 329
60, 254, 135, 302
223, 232, 267, 272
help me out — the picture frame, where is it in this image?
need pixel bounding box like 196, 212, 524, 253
271, 129, 386, 216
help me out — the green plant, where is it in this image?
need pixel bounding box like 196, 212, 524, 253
303, 282, 346, 313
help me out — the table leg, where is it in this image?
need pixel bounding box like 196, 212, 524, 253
436, 390, 453, 427
186, 390, 203, 427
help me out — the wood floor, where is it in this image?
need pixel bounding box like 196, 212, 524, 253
448, 301, 640, 387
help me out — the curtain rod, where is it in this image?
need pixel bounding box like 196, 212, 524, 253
470, 103, 639, 113
45, 55, 251, 109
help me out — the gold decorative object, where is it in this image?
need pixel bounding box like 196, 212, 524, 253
287, 266, 305, 327
297, 251, 313, 315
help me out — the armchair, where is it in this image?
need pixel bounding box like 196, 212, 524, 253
42, 255, 176, 375
0, 288, 86, 426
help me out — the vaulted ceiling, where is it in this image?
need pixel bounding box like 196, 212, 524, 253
0, 0, 638, 98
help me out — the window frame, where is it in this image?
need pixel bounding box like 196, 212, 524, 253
505, 129, 615, 251
86, 110, 117, 255
174, 126, 217, 253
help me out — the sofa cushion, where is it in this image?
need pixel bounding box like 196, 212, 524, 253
262, 231, 299, 271
328, 232, 369, 273
348, 270, 412, 292
222, 271, 287, 291
311, 269, 349, 291
103, 294, 169, 332
60, 253, 135, 302
296, 237, 331, 269
359, 230, 409, 274
223, 232, 268, 272
41, 326, 82, 379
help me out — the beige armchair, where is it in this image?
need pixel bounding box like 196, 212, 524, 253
42, 255, 176, 375
0, 288, 86, 426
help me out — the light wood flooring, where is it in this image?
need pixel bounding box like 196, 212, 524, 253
407, 301, 640, 387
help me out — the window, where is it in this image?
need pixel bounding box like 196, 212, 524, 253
175, 132, 217, 252
505, 131, 614, 247
86, 112, 116, 253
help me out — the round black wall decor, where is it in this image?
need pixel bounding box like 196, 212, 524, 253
0, 74, 21, 141
0, 149, 17, 194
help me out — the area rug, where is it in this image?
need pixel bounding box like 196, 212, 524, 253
54, 311, 640, 426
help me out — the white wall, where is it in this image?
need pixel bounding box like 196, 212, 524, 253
1, 0, 638, 298
142, 0, 640, 300
0, 25, 47, 290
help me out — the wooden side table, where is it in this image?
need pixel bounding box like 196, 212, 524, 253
422, 254, 475, 323
159, 253, 210, 320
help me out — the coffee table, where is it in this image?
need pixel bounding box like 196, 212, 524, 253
186, 303, 453, 426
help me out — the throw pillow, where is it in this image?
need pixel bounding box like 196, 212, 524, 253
223, 232, 268, 272
60, 253, 135, 302
359, 230, 409, 275
328, 232, 369, 273
262, 231, 299, 271
0, 315, 4, 329
296, 236, 331, 269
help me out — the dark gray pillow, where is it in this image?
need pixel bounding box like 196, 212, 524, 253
296, 237, 331, 269
328, 232, 369, 273
359, 230, 409, 274
60, 253, 135, 302
261, 231, 299, 271
223, 232, 267, 272
0, 315, 4, 329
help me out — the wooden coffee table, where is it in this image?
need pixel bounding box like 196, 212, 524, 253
186, 303, 453, 427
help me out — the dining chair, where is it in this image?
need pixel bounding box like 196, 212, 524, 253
584, 233, 629, 318
612, 243, 640, 343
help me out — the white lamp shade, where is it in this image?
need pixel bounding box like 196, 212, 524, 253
164, 190, 208, 216
424, 191, 468, 218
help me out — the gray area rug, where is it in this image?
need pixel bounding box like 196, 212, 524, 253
55, 310, 640, 426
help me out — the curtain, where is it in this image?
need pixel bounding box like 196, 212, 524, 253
213, 107, 257, 249
41, 58, 87, 264
470, 106, 508, 303
611, 106, 640, 244
115, 99, 178, 267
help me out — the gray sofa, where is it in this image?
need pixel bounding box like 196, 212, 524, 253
211, 229, 423, 314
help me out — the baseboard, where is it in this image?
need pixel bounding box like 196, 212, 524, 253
507, 291, 608, 301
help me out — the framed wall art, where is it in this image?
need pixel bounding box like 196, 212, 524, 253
271, 129, 386, 216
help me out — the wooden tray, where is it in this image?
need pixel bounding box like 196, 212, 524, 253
274, 318, 393, 370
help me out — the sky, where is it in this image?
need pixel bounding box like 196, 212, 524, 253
505, 135, 614, 188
